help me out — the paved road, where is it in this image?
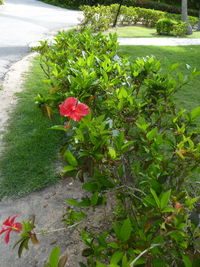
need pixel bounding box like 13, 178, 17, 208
118, 37, 200, 46
0, 0, 81, 80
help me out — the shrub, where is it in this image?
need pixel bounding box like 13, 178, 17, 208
3, 28, 200, 266
134, 6, 165, 27
119, 5, 138, 25
80, 5, 165, 30
80, 5, 198, 32
0, 0, 3, 4
80, 5, 112, 31
156, 18, 189, 37
156, 18, 177, 35
172, 21, 188, 37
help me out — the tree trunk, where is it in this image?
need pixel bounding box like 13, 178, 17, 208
198, 9, 200, 31
182, 0, 193, 35
112, 0, 123, 27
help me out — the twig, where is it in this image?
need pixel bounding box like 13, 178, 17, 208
35, 222, 80, 235
130, 243, 162, 267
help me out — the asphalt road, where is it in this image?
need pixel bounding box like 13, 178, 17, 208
0, 0, 81, 80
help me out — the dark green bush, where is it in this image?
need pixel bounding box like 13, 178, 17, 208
156, 18, 177, 35
172, 21, 188, 37
156, 18, 188, 37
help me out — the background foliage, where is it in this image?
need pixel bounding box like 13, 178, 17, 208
39, 0, 199, 17
80, 4, 198, 34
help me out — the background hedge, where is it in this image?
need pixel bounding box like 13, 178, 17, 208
40, 0, 198, 17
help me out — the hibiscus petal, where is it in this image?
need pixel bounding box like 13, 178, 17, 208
2, 217, 11, 227
59, 103, 68, 117
75, 103, 90, 117
4, 229, 11, 244
10, 215, 19, 225
64, 97, 77, 108
69, 112, 82, 122
0, 228, 8, 235
59, 97, 78, 117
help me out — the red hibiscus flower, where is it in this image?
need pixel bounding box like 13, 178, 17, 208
0, 215, 22, 244
59, 97, 90, 122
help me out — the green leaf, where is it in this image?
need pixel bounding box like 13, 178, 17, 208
61, 165, 77, 173
64, 150, 78, 167
118, 88, 128, 98
108, 242, 120, 249
110, 251, 123, 264
122, 254, 129, 267
50, 125, 67, 131
91, 192, 99, 206
150, 188, 160, 208
66, 199, 90, 207
18, 238, 29, 258
146, 128, 158, 141
82, 181, 99, 192
191, 106, 200, 120
13, 237, 27, 250
120, 218, 132, 242
49, 246, 60, 267
162, 207, 175, 213
108, 147, 117, 159
182, 254, 192, 267
113, 222, 121, 240
177, 71, 184, 83
143, 195, 157, 207
171, 63, 179, 72
160, 190, 171, 210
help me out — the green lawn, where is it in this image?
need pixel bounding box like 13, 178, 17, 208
107, 26, 200, 38
120, 45, 200, 112
0, 58, 64, 199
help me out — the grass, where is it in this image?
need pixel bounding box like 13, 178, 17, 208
120, 45, 200, 112
107, 25, 200, 38
0, 58, 64, 199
